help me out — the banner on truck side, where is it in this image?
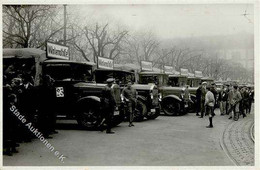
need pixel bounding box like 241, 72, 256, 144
141, 61, 153, 71
46, 42, 69, 60
164, 65, 174, 74
98, 56, 114, 69
180, 68, 189, 76
195, 71, 203, 78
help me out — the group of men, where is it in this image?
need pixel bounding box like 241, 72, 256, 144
196, 82, 254, 128
3, 64, 58, 156
100, 78, 137, 134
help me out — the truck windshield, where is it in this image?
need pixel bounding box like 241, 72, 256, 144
168, 76, 187, 87
139, 74, 167, 86
44, 63, 93, 82
94, 70, 135, 85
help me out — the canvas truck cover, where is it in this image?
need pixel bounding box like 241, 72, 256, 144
3, 48, 47, 86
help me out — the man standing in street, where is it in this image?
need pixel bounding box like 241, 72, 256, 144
218, 85, 228, 116
199, 82, 207, 118
211, 83, 218, 112
196, 83, 202, 116
228, 85, 242, 121
205, 85, 215, 128
239, 86, 247, 118
101, 78, 116, 134
122, 81, 137, 127
248, 87, 254, 114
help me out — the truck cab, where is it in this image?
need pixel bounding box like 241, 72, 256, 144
3, 48, 123, 130
94, 69, 160, 121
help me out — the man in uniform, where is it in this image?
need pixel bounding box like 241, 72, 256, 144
101, 78, 116, 134
199, 82, 207, 118
228, 85, 242, 121
205, 85, 215, 128
196, 83, 202, 116
122, 81, 137, 127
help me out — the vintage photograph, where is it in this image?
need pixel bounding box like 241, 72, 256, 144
2, 2, 255, 167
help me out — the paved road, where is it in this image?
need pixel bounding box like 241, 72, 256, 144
3, 107, 254, 166
222, 111, 254, 166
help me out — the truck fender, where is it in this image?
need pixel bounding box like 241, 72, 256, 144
162, 95, 182, 103
190, 94, 196, 104
77, 96, 101, 104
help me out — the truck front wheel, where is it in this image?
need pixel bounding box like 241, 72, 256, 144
76, 101, 100, 130
162, 98, 181, 116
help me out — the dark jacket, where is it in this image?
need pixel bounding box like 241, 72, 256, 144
196, 86, 202, 101
101, 85, 116, 108
218, 91, 228, 102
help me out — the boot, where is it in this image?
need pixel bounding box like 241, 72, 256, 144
206, 117, 213, 128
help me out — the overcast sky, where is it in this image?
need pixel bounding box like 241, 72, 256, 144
68, 4, 254, 39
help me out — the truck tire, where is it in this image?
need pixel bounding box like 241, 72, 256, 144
162, 98, 181, 116
134, 99, 146, 122
76, 100, 100, 130
146, 107, 160, 120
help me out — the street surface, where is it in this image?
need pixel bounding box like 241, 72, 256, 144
3, 106, 254, 166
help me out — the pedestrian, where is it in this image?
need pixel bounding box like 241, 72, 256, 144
112, 79, 121, 109
199, 82, 207, 118
122, 80, 137, 127
218, 85, 228, 116
248, 87, 254, 114
196, 83, 202, 116
239, 86, 247, 118
228, 85, 242, 121
205, 85, 215, 128
37, 75, 56, 138
211, 83, 218, 111
19, 74, 36, 142
100, 78, 116, 134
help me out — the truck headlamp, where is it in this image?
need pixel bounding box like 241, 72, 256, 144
159, 93, 162, 101
150, 92, 154, 100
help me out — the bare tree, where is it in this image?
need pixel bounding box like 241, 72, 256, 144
83, 23, 128, 63
3, 5, 64, 48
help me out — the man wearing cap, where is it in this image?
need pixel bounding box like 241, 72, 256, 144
199, 82, 207, 118
101, 78, 116, 134
122, 80, 137, 127
205, 85, 215, 128
228, 85, 242, 121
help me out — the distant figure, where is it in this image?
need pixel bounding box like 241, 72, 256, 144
228, 85, 242, 121
248, 87, 254, 114
239, 86, 247, 118
196, 83, 202, 116
199, 82, 207, 118
218, 85, 228, 116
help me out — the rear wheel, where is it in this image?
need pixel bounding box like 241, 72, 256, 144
162, 98, 181, 116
